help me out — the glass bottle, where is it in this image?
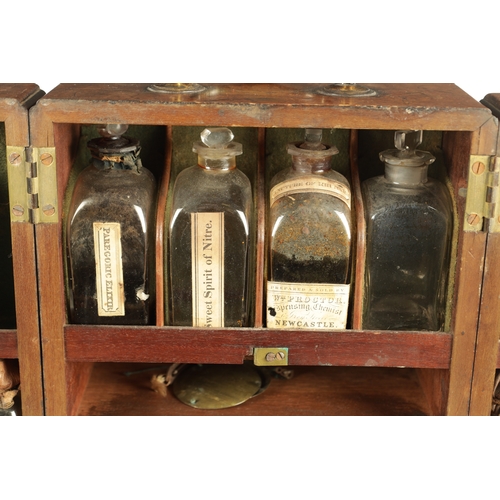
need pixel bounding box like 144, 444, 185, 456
67, 124, 157, 325
361, 130, 453, 331
169, 127, 253, 327
267, 129, 352, 330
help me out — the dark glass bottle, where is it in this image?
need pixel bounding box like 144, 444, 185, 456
267, 129, 352, 330
67, 124, 157, 325
169, 128, 253, 327
361, 130, 453, 331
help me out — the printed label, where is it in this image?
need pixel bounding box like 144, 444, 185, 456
267, 281, 350, 330
191, 212, 224, 327
270, 175, 351, 209
93, 222, 125, 316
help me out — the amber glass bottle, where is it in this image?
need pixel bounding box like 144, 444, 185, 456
267, 129, 352, 330
67, 124, 157, 325
361, 130, 453, 331
168, 128, 253, 327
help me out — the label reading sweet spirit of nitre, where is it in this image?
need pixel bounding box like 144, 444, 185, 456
267, 282, 350, 329
191, 212, 224, 327
270, 175, 351, 209
93, 222, 125, 316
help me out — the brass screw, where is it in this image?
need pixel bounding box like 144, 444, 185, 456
9, 152, 22, 165
265, 352, 276, 362
42, 204, 55, 217
467, 213, 481, 226
276, 351, 285, 360
12, 205, 24, 217
40, 153, 53, 166
472, 161, 485, 175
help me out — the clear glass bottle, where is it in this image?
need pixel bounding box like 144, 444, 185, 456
67, 124, 157, 325
169, 127, 253, 327
361, 130, 453, 331
267, 129, 352, 330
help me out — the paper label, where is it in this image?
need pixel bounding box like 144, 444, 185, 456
266, 281, 350, 329
270, 175, 351, 209
191, 212, 224, 327
93, 222, 125, 316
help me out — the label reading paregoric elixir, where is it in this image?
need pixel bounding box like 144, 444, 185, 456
93, 222, 125, 316
267, 282, 350, 329
191, 212, 224, 327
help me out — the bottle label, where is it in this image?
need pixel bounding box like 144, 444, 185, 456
266, 281, 350, 329
270, 175, 351, 209
93, 222, 125, 316
191, 212, 225, 327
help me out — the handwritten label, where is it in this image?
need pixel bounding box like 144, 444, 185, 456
191, 212, 224, 327
267, 281, 350, 329
270, 175, 351, 209
93, 222, 125, 316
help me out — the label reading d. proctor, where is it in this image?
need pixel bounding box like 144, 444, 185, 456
191, 212, 224, 328
93, 222, 125, 316
267, 282, 350, 330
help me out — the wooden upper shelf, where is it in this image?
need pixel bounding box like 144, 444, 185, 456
37, 83, 491, 131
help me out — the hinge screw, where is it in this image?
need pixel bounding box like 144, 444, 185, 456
472, 161, 486, 175
467, 213, 481, 225
9, 152, 22, 165
265, 351, 285, 362
42, 204, 55, 217
40, 153, 53, 166
12, 205, 24, 217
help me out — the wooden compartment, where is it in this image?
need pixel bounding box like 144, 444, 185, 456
29, 83, 495, 415
0, 83, 45, 415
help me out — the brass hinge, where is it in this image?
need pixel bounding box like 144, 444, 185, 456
464, 155, 500, 233
6, 146, 58, 224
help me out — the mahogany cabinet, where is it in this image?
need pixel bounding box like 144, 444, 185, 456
0, 84, 45, 415
15, 83, 500, 415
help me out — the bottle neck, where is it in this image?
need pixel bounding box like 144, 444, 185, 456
384, 163, 428, 185
292, 156, 332, 174
198, 156, 236, 170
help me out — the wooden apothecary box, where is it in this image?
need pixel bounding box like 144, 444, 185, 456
26, 83, 499, 416
0, 84, 45, 415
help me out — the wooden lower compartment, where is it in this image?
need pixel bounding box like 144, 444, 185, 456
77, 362, 434, 416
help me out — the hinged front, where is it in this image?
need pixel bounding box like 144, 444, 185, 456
6, 146, 57, 224
464, 155, 500, 233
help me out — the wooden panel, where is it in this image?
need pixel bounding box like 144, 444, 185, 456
38, 84, 490, 131
1, 84, 45, 415
469, 233, 500, 414
78, 363, 433, 416
444, 119, 497, 415
65, 325, 452, 368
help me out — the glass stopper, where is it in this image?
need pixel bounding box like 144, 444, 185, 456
97, 124, 129, 139
395, 130, 423, 156
200, 128, 234, 149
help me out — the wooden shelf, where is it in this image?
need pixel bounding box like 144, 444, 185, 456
78, 363, 433, 416
65, 325, 452, 369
